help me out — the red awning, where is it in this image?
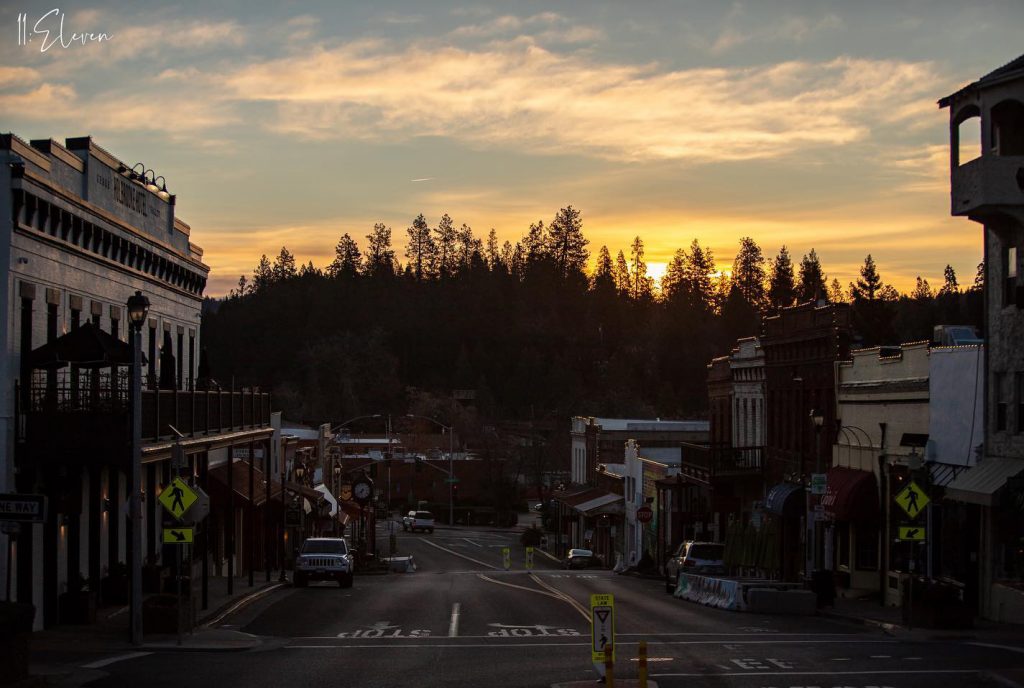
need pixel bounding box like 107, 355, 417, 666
821, 467, 879, 522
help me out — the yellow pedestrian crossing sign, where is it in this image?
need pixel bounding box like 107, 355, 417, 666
898, 526, 926, 541
894, 481, 929, 520
158, 477, 198, 521
163, 526, 194, 544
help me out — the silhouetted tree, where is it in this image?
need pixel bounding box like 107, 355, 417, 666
327, 233, 362, 279
797, 249, 827, 302
406, 214, 435, 281
768, 245, 796, 311
365, 223, 396, 277
547, 205, 589, 280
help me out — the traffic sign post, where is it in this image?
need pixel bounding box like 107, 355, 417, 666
0, 493, 47, 522
525, 546, 534, 569
501, 547, 511, 571
635, 506, 653, 524
810, 473, 827, 496
590, 593, 615, 670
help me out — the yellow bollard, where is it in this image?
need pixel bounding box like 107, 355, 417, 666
638, 640, 647, 688
604, 643, 614, 687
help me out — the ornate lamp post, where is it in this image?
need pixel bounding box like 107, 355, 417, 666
811, 409, 825, 571
126, 290, 149, 646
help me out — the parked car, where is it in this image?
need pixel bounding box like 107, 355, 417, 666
562, 548, 602, 569
294, 537, 353, 588
403, 510, 435, 533
664, 541, 725, 593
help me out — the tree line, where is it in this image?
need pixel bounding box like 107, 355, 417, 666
202, 207, 983, 426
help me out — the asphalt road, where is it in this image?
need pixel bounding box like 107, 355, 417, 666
68, 520, 1024, 688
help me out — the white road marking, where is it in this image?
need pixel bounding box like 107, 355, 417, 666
81, 652, 152, 669
449, 603, 461, 637
288, 642, 590, 649
419, 538, 497, 569
905, 656, 922, 660
832, 657, 851, 661
870, 654, 892, 658
967, 642, 1024, 655
652, 669, 978, 678
528, 572, 591, 621
462, 538, 483, 547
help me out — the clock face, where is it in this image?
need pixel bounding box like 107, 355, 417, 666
353, 481, 371, 500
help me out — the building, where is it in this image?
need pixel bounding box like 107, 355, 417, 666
940, 54, 1024, 621
1, 133, 277, 630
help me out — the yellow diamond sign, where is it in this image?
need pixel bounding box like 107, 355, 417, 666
158, 477, 198, 521
895, 481, 930, 520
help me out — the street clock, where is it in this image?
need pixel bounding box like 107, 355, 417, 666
352, 477, 373, 504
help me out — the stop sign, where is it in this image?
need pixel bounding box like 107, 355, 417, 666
636, 506, 653, 523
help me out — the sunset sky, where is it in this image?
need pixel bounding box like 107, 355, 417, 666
2, 1, 1022, 295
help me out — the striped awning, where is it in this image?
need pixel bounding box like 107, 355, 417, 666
944, 457, 1024, 507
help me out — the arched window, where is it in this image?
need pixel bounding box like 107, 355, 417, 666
952, 104, 981, 167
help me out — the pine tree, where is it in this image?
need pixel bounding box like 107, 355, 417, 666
731, 236, 767, 311
768, 245, 796, 311
523, 221, 548, 266
434, 213, 457, 278
614, 249, 631, 295
235, 274, 248, 298
852, 254, 882, 301
593, 245, 615, 292
828, 278, 845, 304
938, 264, 959, 296
661, 248, 687, 301
972, 262, 985, 292
629, 236, 653, 300
456, 223, 481, 272
547, 205, 589, 279
327, 233, 362, 278
252, 254, 273, 291
485, 229, 500, 271
271, 247, 297, 282
405, 214, 436, 281
365, 222, 396, 277
797, 249, 827, 302
911, 276, 933, 300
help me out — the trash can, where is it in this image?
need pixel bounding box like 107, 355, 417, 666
811, 569, 836, 608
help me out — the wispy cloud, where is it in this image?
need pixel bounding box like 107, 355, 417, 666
223, 39, 941, 163
710, 12, 843, 53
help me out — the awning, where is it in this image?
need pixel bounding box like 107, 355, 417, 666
821, 467, 878, 522
208, 460, 283, 506
314, 484, 338, 516
764, 482, 804, 516
945, 457, 1024, 506
26, 322, 138, 369
576, 492, 624, 516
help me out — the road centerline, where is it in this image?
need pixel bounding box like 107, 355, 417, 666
449, 602, 461, 637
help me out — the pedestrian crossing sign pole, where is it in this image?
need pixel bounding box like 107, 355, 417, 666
590, 593, 615, 666
525, 546, 534, 569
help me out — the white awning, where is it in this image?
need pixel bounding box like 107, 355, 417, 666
944, 457, 1024, 507
314, 484, 338, 516
575, 492, 623, 515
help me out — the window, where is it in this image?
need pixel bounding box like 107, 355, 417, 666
188, 332, 195, 390
996, 372, 1008, 432
855, 526, 879, 570
176, 331, 184, 389
19, 296, 33, 404
147, 324, 157, 388
1018, 373, 1024, 434
46, 303, 57, 342
1005, 245, 1018, 307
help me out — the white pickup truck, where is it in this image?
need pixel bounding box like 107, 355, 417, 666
402, 510, 435, 533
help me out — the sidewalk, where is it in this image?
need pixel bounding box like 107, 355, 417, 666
25, 570, 289, 686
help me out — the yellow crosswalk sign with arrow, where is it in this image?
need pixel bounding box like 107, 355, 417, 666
898, 526, 926, 541
158, 477, 198, 521
163, 526, 194, 544
894, 481, 930, 520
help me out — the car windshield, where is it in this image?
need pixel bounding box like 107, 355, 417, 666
301, 540, 347, 555
688, 544, 724, 560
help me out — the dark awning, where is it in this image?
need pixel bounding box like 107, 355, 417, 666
208, 460, 284, 506
27, 322, 139, 369
822, 467, 879, 522
764, 482, 804, 515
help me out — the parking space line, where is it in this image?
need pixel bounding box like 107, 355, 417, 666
449, 603, 461, 637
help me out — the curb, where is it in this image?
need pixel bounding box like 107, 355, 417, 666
200, 581, 286, 629
820, 609, 902, 634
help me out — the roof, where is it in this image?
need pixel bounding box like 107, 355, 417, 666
944, 456, 1024, 506
208, 460, 283, 506
575, 492, 623, 515
939, 53, 1024, 108
593, 417, 709, 432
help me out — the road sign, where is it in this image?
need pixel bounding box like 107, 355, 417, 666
158, 477, 198, 521
162, 526, 194, 544
895, 481, 930, 520
0, 493, 47, 522
810, 473, 827, 496
898, 526, 926, 541
502, 547, 511, 571
525, 546, 534, 569
185, 487, 210, 523
636, 506, 653, 523
590, 594, 615, 662
445, 477, 461, 483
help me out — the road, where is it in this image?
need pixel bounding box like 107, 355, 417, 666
63, 520, 1024, 688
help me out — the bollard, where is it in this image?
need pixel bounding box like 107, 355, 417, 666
604, 644, 614, 687
638, 640, 647, 688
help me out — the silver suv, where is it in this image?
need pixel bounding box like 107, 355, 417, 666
294, 537, 353, 588
402, 510, 435, 533
664, 541, 725, 593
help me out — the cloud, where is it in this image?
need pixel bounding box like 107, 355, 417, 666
223, 39, 941, 163
0, 66, 42, 88
710, 13, 844, 53
0, 83, 76, 113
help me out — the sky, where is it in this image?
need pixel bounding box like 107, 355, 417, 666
2, 1, 1021, 296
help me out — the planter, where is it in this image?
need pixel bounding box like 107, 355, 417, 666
58, 591, 97, 625
0, 602, 35, 685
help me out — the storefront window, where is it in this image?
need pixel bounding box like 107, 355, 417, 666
856, 526, 879, 570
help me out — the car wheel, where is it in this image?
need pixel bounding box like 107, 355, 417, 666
294, 573, 307, 588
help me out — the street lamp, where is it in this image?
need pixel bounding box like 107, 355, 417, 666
406, 414, 454, 527
126, 290, 149, 646
811, 409, 824, 571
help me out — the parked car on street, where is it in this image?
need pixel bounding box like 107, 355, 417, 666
294, 537, 354, 588
664, 541, 725, 592
562, 548, 602, 569
403, 510, 435, 533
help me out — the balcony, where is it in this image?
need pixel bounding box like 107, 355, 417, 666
710, 444, 764, 478
20, 369, 271, 468
951, 154, 1024, 220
